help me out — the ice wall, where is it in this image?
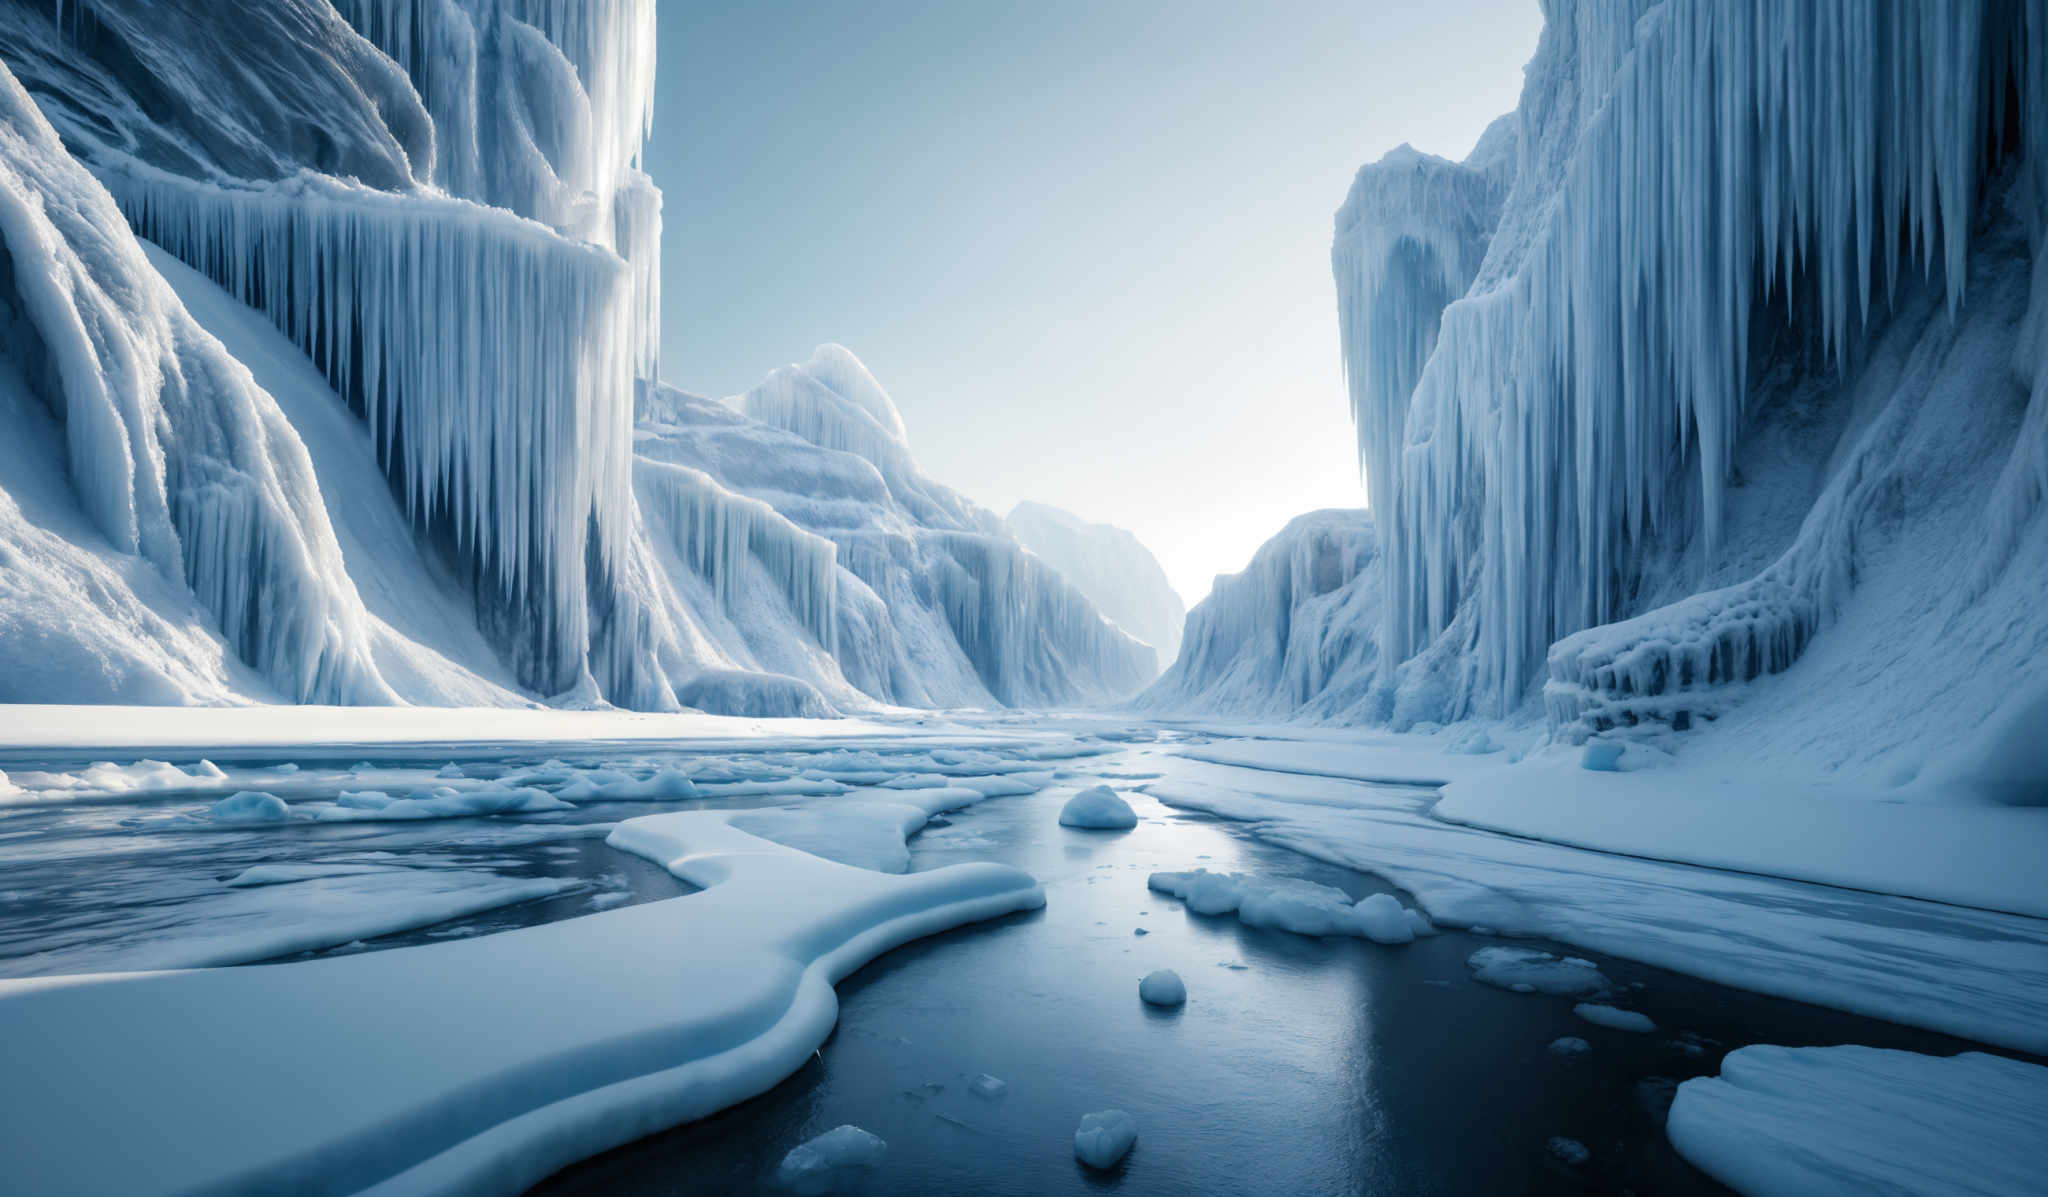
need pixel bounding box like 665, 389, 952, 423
1139, 510, 1379, 719
0, 62, 390, 703
7, 0, 665, 700
1343, 0, 2048, 725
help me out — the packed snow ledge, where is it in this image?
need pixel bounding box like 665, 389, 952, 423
0, 805, 1044, 1196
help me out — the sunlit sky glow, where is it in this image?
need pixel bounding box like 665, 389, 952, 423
646, 1, 1542, 606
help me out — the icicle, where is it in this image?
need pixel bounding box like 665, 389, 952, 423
100, 157, 638, 694
0, 63, 390, 703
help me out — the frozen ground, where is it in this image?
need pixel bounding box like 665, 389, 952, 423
1, 713, 2042, 1195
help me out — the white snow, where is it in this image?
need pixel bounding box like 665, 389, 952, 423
1466, 947, 1608, 996
1072, 1109, 1138, 1170
1149, 748, 2048, 1053
1058, 785, 1138, 830
1138, 969, 1186, 1007
1667, 1046, 2048, 1197
1572, 1003, 1655, 1033
775, 1125, 887, 1195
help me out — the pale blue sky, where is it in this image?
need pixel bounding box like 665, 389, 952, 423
646, 1, 1541, 605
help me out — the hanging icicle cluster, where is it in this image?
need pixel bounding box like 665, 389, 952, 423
0, 64, 390, 704
106, 158, 637, 692
1349, 0, 2045, 717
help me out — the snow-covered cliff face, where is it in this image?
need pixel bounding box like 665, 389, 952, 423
0, 2, 1150, 714
1190, 0, 2048, 778
636, 349, 1160, 710
1004, 501, 1185, 671
1138, 510, 1377, 719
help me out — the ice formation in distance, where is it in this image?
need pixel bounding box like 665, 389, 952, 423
1139, 509, 1379, 718
636, 348, 1159, 710
1005, 500, 1186, 670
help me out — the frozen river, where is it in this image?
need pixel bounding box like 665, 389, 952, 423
0, 716, 2035, 1194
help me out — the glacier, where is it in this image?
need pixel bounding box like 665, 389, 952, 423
1006, 499, 1186, 672
0, 0, 1155, 715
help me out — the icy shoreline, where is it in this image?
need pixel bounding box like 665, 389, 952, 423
0, 805, 1043, 1196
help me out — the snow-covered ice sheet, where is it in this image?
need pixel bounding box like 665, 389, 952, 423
0, 806, 1043, 1195
1433, 763, 2048, 918
1146, 753, 2048, 1052
1667, 1045, 2048, 1196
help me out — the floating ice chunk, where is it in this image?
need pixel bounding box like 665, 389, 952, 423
1468, 947, 1609, 995
209, 791, 290, 823
1548, 1037, 1592, 1056
775, 1125, 887, 1195
1353, 893, 1416, 944
1239, 878, 1362, 936
555, 765, 699, 802
1058, 786, 1137, 830
0, 770, 17, 800
315, 786, 572, 822
969, 1074, 1007, 1099
1548, 1137, 1590, 1165
1574, 1003, 1657, 1032
1072, 1109, 1138, 1169
275, 763, 300, 775
1580, 742, 1625, 772
436, 763, 466, 779
224, 863, 391, 887
879, 773, 950, 790
1139, 969, 1186, 1006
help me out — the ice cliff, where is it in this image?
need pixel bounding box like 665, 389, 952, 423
1156, 0, 2048, 782
1005, 500, 1185, 671
0, 0, 1153, 713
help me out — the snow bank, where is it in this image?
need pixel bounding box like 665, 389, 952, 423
1058, 785, 1138, 830
1667, 1045, 2048, 1197
1432, 763, 2048, 919
0, 808, 1043, 1195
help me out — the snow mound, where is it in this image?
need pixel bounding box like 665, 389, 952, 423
1072, 1109, 1138, 1170
1667, 1045, 2048, 1197
1148, 869, 1425, 943
775, 1124, 887, 1195
1138, 969, 1186, 1007
1059, 786, 1138, 830
1466, 947, 1608, 995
